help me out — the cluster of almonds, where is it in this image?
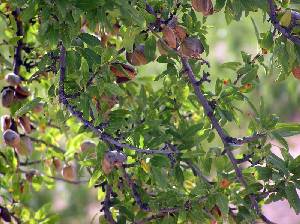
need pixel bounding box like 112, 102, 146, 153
1, 72, 41, 156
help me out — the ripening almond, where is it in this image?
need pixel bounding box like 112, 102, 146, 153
102, 156, 113, 175
174, 25, 187, 42
80, 140, 96, 152
192, 0, 214, 16
14, 85, 30, 100
62, 164, 76, 181
19, 115, 32, 134
15, 135, 34, 156
3, 129, 20, 148
53, 158, 63, 171
110, 63, 136, 83
5, 72, 21, 86
162, 25, 177, 49
1, 88, 15, 108
292, 66, 300, 80
180, 37, 204, 58
126, 45, 148, 66
112, 23, 121, 35
1, 115, 11, 132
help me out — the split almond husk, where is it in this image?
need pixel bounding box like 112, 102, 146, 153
192, 0, 213, 16
110, 63, 136, 83
126, 45, 148, 66
180, 37, 204, 58
162, 26, 177, 49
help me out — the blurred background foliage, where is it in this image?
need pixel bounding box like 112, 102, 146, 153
0, 2, 300, 224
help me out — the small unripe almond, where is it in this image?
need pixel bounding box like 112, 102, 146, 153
80, 140, 96, 152
192, 0, 214, 16
5, 72, 22, 86
1, 115, 11, 132
15, 135, 33, 156
292, 66, 300, 80
162, 26, 177, 49
1, 88, 15, 108
3, 129, 20, 148
180, 37, 204, 58
19, 115, 32, 134
62, 164, 76, 181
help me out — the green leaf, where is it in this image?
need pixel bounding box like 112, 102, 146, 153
267, 153, 289, 175
14, 98, 42, 117
79, 33, 101, 47
272, 123, 300, 137
285, 182, 300, 214
150, 155, 170, 167
88, 169, 102, 188
104, 83, 125, 96
144, 36, 156, 61
216, 193, 229, 215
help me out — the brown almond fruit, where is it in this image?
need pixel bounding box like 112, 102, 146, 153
192, 0, 214, 16
162, 26, 177, 49
19, 115, 32, 134
180, 37, 204, 58
102, 156, 113, 175
14, 85, 30, 100
174, 25, 187, 42
15, 135, 33, 156
110, 63, 136, 83
62, 164, 76, 181
126, 45, 148, 66
5, 72, 21, 86
53, 158, 63, 171
1, 88, 15, 108
1, 115, 11, 132
80, 140, 96, 152
3, 129, 20, 148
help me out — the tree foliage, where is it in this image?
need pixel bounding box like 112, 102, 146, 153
1, 0, 300, 223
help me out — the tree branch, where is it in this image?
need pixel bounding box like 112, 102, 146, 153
12, 8, 24, 76
57, 42, 177, 156
267, 0, 300, 46
181, 57, 275, 224
102, 184, 116, 224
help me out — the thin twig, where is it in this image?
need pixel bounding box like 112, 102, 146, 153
28, 136, 65, 153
